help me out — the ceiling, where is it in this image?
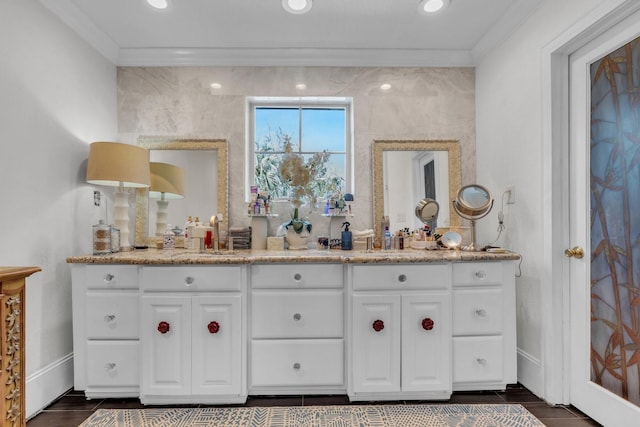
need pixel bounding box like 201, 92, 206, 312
39, 0, 542, 67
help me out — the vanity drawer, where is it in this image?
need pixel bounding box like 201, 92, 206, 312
252, 264, 343, 289
141, 266, 242, 292
86, 341, 139, 387
252, 291, 343, 338
453, 289, 503, 335
453, 262, 503, 286
251, 339, 344, 387
352, 264, 449, 291
86, 292, 139, 339
86, 265, 138, 290
453, 336, 504, 383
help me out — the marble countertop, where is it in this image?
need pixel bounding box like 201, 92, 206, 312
66, 248, 520, 265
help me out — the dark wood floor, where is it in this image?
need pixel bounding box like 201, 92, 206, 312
27, 384, 601, 427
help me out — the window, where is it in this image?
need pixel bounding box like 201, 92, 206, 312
246, 97, 353, 204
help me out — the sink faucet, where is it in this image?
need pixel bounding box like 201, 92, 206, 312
210, 215, 219, 252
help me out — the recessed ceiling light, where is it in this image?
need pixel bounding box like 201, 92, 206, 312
380, 83, 392, 91
146, 0, 168, 10
418, 0, 450, 14
283, 0, 313, 15
210, 83, 222, 89
295, 83, 307, 90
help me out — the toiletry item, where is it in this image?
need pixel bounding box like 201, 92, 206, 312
253, 199, 261, 215
380, 216, 390, 247
92, 220, 111, 255
184, 216, 194, 249
341, 222, 352, 250
205, 230, 212, 249
384, 226, 392, 250
110, 226, 120, 253
264, 197, 270, 214
162, 224, 175, 249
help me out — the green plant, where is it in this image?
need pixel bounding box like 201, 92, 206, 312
284, 207, 312, 234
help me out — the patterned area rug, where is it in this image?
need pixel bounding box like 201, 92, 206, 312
79, 404, 545, 427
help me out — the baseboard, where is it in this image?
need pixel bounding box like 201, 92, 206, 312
26, 353, 74, 419
517, 348, 542, 398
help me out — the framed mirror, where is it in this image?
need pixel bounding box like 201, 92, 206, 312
372, 140, 461, 243
134, 138, 228, 246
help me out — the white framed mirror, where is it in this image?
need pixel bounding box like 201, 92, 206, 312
134, 137, 228, 247
372, 140, 461, 244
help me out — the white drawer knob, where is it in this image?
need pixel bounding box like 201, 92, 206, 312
398, 274, 407, 283
104, 314, 116, 324
103, 274, 114, 283
293, 313, 302, 321
475, 271, 487, 280
104, 362, 116, 372
476, 358, 487, 367
475, 309, 487, 318
184, 276, 195, 286
293, 362, 301, 371
293, 273, 302, 282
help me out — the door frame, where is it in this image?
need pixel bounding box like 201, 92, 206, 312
541, 0, 640, 406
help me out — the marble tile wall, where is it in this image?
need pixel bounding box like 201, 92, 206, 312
117, 66, 475, 235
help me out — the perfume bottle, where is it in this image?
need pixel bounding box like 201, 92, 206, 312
162, 224, 175, 250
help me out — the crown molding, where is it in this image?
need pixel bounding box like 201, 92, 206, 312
39, 0, 119, 63
116, 47, 474, 67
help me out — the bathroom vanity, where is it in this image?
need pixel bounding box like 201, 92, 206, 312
67, 249, 519, 404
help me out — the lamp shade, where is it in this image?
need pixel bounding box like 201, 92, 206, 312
86, 142, 150, 188
149, 162, 185, 199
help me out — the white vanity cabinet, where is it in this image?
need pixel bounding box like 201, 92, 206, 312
348, 264, 452, 401
71, 264, 140, 398
249, 263, 345, 394
140, 265, 247, 404
451, 261, 517, 391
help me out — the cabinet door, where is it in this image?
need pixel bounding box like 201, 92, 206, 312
192, 295, 242, 395
402, 293, 451, 392
141, 295, 191, 396
352, 294, 401, 393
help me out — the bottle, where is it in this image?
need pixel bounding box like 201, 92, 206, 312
384, 226, 392, 251
254, 199, 261, 215
184, 216, 194, 249
341, 222, 353, 250
162, 224, 175, 250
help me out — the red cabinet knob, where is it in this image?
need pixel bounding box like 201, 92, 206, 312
157, 321, 170, 334
208, 321, 220, 334
372, 319, 385, 332
422, 318, 435, 331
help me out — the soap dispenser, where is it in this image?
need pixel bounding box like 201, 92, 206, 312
341, 222, 353, 250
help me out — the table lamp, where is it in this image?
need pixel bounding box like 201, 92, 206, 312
86, 142, 151, 251
149, 162, 185, 236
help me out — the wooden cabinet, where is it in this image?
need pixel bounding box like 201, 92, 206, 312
451, 262, 517, 391
0, 267, 39, 427
71, 265, 140, 398
349, 264, 451, 401
250, 264, 345, 394
140, 266, 246, 404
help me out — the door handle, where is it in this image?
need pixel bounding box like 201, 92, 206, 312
565, 246, 584, 259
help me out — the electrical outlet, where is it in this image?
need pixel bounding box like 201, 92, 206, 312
506, 186, 515, 204
93, 191, 101, 206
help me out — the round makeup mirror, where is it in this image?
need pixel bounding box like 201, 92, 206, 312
415, 198, 439, 234
452, 184, 493, 250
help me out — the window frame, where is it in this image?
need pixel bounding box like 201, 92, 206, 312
245, 96, 354, 203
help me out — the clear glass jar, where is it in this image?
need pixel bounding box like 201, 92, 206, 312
92, 220, 111, 255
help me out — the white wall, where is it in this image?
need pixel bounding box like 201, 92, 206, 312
475, 0, 602, 397
0, 0, 117, 417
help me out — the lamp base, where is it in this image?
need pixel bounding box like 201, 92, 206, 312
114, 188, 132, 251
